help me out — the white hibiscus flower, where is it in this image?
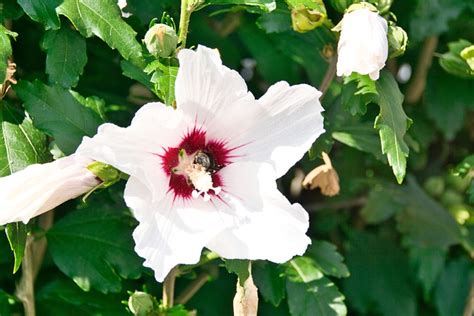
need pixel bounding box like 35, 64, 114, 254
77, 45, 325, 282
336, 5, 388, 80
0, 155, 99, 225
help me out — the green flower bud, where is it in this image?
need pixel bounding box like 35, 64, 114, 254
288, 0, 327, 33
376, 0, 393, 14
423, 176, 445, 198
346, 1, 378, 13
460, 45, 474, 71
128, 291, 155, 316
87, 161, 123, 188
448, 204, 473, 225
291, 8, 326, 32
144, 24, 178, 58
388, 25, 408, 58
440, 189, 464, 208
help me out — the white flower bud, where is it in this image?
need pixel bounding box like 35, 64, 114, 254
0, 155, 99, 225
144, 24, 178, 58
336, 6, 388, 80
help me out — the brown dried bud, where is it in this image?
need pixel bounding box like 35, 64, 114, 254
0, 61, 16, 99
302, 152, 340, 196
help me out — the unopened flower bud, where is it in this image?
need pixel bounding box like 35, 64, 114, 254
460, 45, 474, 71
144, 24, 178, 58
290, 0, 327, 33
387, 25, 408, 58
128, 291, 155, 316
0, 154, 99, 225
87, 161, 123, 188
336, 4, 388, 80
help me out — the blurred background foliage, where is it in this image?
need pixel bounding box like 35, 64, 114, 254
0, 0, 473, 315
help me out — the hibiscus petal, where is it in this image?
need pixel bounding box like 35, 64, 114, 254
233, 81, 324, 178
77, 103, 184, 202
175, 45, 254, 120
0, 155, 98, 225
125, 176, 232, 282
207, 162, 311, 263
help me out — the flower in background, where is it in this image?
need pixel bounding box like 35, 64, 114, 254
117, 0, 131, 18
336, 3, 388, 80
0, 155, 99, 225
77, 45, 325, 281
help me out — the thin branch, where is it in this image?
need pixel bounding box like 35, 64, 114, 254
15, 237, 35, 316
15, 212, 54, 316
162, 267, 178, 307
32, 211, 54, 279
464, 280, 474, 316
175, 272, 209, 305
405, 36, 438, 104
177, 0, 191, 50
319, 54, 337, 99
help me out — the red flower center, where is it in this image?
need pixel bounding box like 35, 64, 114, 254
160, 127, 233, 200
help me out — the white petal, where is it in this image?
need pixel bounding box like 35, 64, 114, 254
125, 177, 232, 282
232, 82, 324, 178
0, 155, 98, 225
77, 103, 184, 202
207, 162, 311, 262
175, 45, 254, 119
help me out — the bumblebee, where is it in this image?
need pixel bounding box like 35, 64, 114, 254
193, 150, 221, 173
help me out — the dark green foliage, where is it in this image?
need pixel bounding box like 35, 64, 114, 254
0, 1, 473, 315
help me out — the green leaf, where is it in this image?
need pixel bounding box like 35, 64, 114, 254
145, 60, 178, 106
286, 257, 323, 283
5, 223, 27, 273
0, 25, 15, 83
440, 39, 474, 78
37, 279, 129, 316
14, 80, 102, 155
256, 9, 292, 34
238, 23, 299, 84
332, 124, 385, 162
47, 205, 142, 293
121, 60, 153, 91
16, 0, 62, 30
341, 74, 377, 116
0, 102, 49, 176
343, 231, 416, 316
374, 71, 411, 184
0, 289, 15, 315
205, 0, 277, 12
0, 0, 24, 22
57, 0, 144, 67
360, 183, 405, 224
286, 277, 347, 316
434, 258, 474, 316
224, 259, 250, 286
396, 176, 462, 249
70, 91, 107, 121
409, 247, 446, 299
252, 262, 285, 306
42, 27, 88, 88
409, 0, 466, 42
124, 0, 175, 25
286, 257, 346, 316
307, 241, 350, 278
425, 68, 474, 140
